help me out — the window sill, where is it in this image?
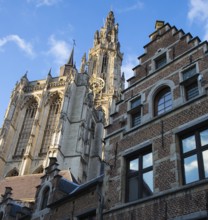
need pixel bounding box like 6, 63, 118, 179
103, 178, 208, 214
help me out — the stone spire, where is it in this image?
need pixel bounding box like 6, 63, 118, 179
67, 46, 74, 66
88, 11, 123, 124
80, 53, 87, 73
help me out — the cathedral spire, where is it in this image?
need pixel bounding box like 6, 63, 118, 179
67, 46, 74, 66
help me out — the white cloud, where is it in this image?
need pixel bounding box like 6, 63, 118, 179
27, 0, 61, 7
185, 159, 198, 172
116, 1, 143, 13
0, 35, 35, 57
47, 35, 71, 65
188, 0, 208, 40
121, 54, 138, 88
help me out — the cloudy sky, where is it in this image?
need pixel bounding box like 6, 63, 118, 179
0, 0, 207, 126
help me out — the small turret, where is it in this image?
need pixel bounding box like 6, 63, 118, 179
80, 53, 87, 73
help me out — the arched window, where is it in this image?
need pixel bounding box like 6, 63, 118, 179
40, 95, 62, 154
33, 166, 43, 174
154, 87, 172, 116
6, 168, 19, 177
41, 187, 50, 210
15, 99, 38, 157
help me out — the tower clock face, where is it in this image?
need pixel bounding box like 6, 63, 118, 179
89, 76, 105, 94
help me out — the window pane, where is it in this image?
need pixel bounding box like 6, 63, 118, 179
128, 177, 139, 202
155, 54, 167, 69
155, 88, 172, 116
200, 129, 208, 146
143, 171, 153, 197
203, 150, 208, 178
132, 112, 141, 127
186, 83, 199, 100
131, 98, 141, 109
143, 152, 153, 168
129, 158, 139, 172
183, 66, 196, 80
182, 135, 196, 153
184, 155, 199, 184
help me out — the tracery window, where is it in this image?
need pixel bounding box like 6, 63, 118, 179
40, 96, 62, 154
101, 53, 108, 73
15, 99, 38, 157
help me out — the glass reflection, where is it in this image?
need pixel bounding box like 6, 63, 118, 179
200, 129, 208, 146
143, 171, 153, 197
203, 150, 208, 178
143, 152, 153, 169
128, 177, 139, 202
129, 159, 139, 173
182, 135, 196, 153
184, 155, 199, 184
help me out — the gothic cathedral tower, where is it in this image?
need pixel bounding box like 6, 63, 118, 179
0, 11, 124, 183
87, 11, 124, 124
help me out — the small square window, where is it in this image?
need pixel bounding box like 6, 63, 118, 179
181, 65, 199, 101
155, 53, 167, 69
126, 147, 153, 202
182, 66, 197, 81
129, 97, 142, 127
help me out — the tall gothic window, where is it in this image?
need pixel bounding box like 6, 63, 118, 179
40, 96, 62, 154
15, 99, 38, 157
101, 53, 108, 73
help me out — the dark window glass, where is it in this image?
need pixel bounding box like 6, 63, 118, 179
183, 66, 197, 81
182, 66, 199, 101
130, 97, 142, 127
131, 98, 141, 109
132, 111, 141, 127
185, 82, 199, 100
155, 54, 167, 69
78, 211, 96, 220
15, 99, 38, 157
41, 187, 50, 210
41, 96, 61, 154
154, 87, 172, 116
181, 127, 208, 184
126, 148, 153, 202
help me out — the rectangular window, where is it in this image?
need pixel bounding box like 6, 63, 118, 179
182, 65, 199, 101
155, 53, 167, 69
129, 97, 142, 127
182, 65, 197, 81
180, 127, 208, 185
126, 147, 153, 202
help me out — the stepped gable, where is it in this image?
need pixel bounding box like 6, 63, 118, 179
0, 170, 72, 202
127, 21, 206, 86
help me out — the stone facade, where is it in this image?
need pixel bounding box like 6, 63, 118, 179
0, 11, 123, 184
1, 14, 208, 220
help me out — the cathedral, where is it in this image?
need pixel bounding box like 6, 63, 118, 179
1, 11, 208, 220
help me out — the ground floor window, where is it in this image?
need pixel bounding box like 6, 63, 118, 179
126, 146, 153, 202
180, 126, 208, 184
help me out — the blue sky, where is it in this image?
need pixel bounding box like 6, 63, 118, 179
0, 0, 207, 126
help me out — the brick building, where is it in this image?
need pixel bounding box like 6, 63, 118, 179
1, 12, 208, 220
103, 21, 208, 219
